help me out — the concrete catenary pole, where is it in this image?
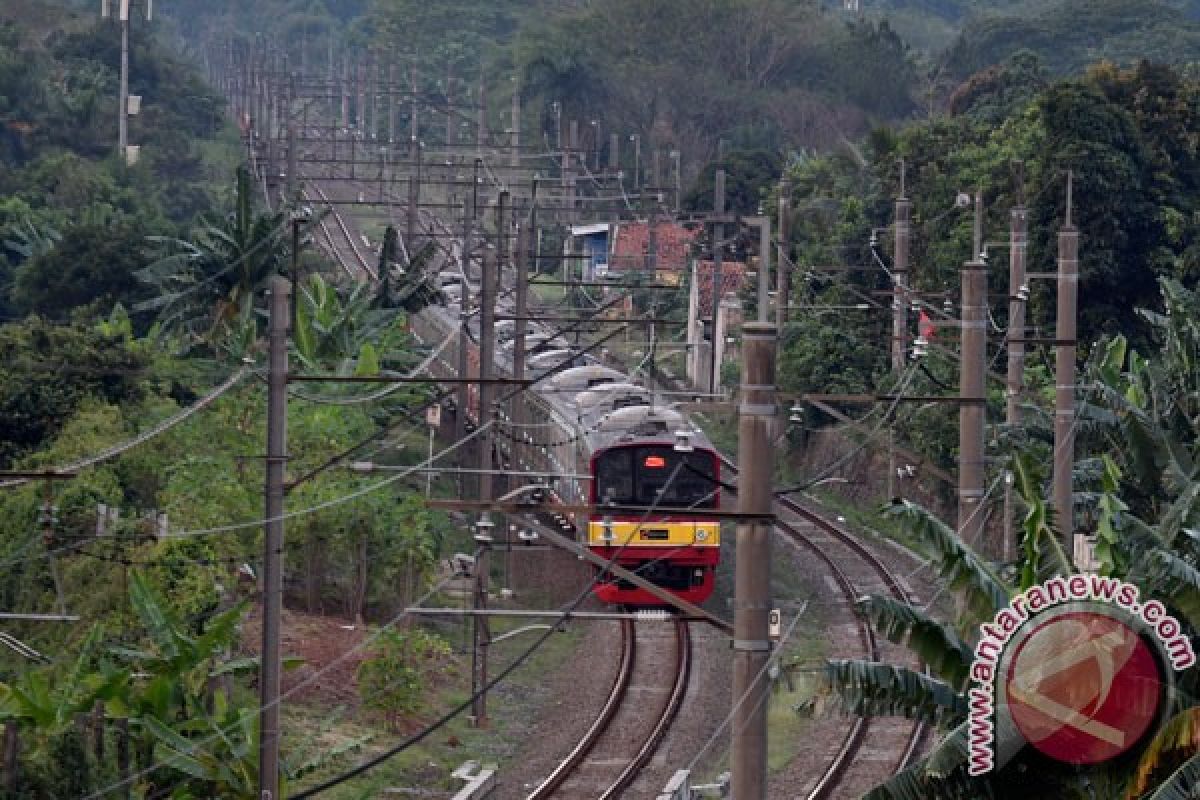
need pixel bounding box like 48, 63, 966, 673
409, 62, 419, 160
445, 65, 455, 147
775, 180, 791, 329
286, 122, 296, 201
356, 58, 366, 134
1003, 167, 1027, 562
892, 164, 912, 373
1054, 173, 1079, 561
506, 194, 533, 584
455, 198, 473, 452
264, 54, 275, 176
371, 59, 380, 140
510, 78, 521, 169
757, 215, 771, 323
959, 194, 987, 546
471, 192, 506, 728
340, 57, 349, 130
731, 321, 776, 800
387, 63, 397, 144
567, 120, 579, 223
708, 169, 726, 394
476, 66, 487, 158
512, 192, 535, 510
258, 275, 290, 800
118, 0, 130, 159
407, 148, 420, 248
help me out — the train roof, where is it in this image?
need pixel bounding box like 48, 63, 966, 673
528, 348, 591, 368
584, 404, 714, 454
542, 364, 626, 395
575, 383, 652, 425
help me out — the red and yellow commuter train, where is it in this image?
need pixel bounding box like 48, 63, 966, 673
412, 268, 722, 608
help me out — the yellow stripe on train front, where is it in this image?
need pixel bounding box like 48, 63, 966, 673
587, 520, 721, 548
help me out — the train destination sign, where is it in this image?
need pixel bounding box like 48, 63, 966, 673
967, 574, 1196, 776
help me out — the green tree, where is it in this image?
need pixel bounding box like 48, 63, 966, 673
356, 627, 452, 731
13, 221, 153, 321
137, 167, 291, 352
0, 317, 150, 467
1028, 79, 1164, 343
822, 278, 1200, 798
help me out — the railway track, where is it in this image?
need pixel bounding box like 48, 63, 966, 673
719, 454, 926, 798
526, 616, 691, 800
304, 181, 377, 280
274, 112, 930, 798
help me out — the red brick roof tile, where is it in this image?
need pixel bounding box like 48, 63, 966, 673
694, 260, 746, 317
609, 221, 698, 273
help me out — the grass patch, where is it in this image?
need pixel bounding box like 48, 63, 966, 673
288, 605, 587, 797
767, 631, 826, 773
805, 486, 930, 562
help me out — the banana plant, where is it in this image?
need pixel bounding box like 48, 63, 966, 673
109, 572, 255, 725
0, 627, 128, 733
292, 272, 395, 375
143, 689, 369, 799
135, 166, 299, 352
823, 465, 1200, 798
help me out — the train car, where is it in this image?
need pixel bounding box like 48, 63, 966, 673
409, 234, 722, 608
582, 407, 721, 606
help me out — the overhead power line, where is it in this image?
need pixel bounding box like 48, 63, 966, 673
0, 366, 252, 490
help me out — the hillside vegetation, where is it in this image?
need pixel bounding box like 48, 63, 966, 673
6, 0, 1200, 797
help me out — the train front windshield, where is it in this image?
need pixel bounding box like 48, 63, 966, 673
593, 446, 718, 509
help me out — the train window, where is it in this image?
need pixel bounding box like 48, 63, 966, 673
594, 446, 717, 508
613, 395, 650, 410
595, 449, 635, 505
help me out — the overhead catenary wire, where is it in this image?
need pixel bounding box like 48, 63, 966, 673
287, 460, 692, 798
684, 608, 805, 773
774, 362, 920, 496
0, 365, 252, 490
156, 421, 492, 542
139, 211, 301, 314
285, 332, 456, 405
82, 573, 457, 800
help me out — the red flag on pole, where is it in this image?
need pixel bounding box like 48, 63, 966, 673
919, 310, 936, 340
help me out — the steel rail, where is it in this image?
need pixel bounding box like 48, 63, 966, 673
717, 454, 925, 797
599, 618, 692, 799
307, 181, 376, 279
278, 97, 925, 793
774, 493, 927, 779
524, 619, 636, 800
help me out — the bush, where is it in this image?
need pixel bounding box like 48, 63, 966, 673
356, 628, 452, 731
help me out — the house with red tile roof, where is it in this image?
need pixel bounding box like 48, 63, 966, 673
608, 220, 699, 283
565, 220, 699, 284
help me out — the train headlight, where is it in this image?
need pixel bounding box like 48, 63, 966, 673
695, 529, 709, 541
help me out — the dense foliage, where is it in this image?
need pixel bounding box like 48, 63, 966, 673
516, 0, 919, 169
822, 277, 1200, 799
944, 0, 1200, 78
775, 57, 1200, 436
0, 5, 464, 795
12, 0, 1200, 795
0, 6, 238, 326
